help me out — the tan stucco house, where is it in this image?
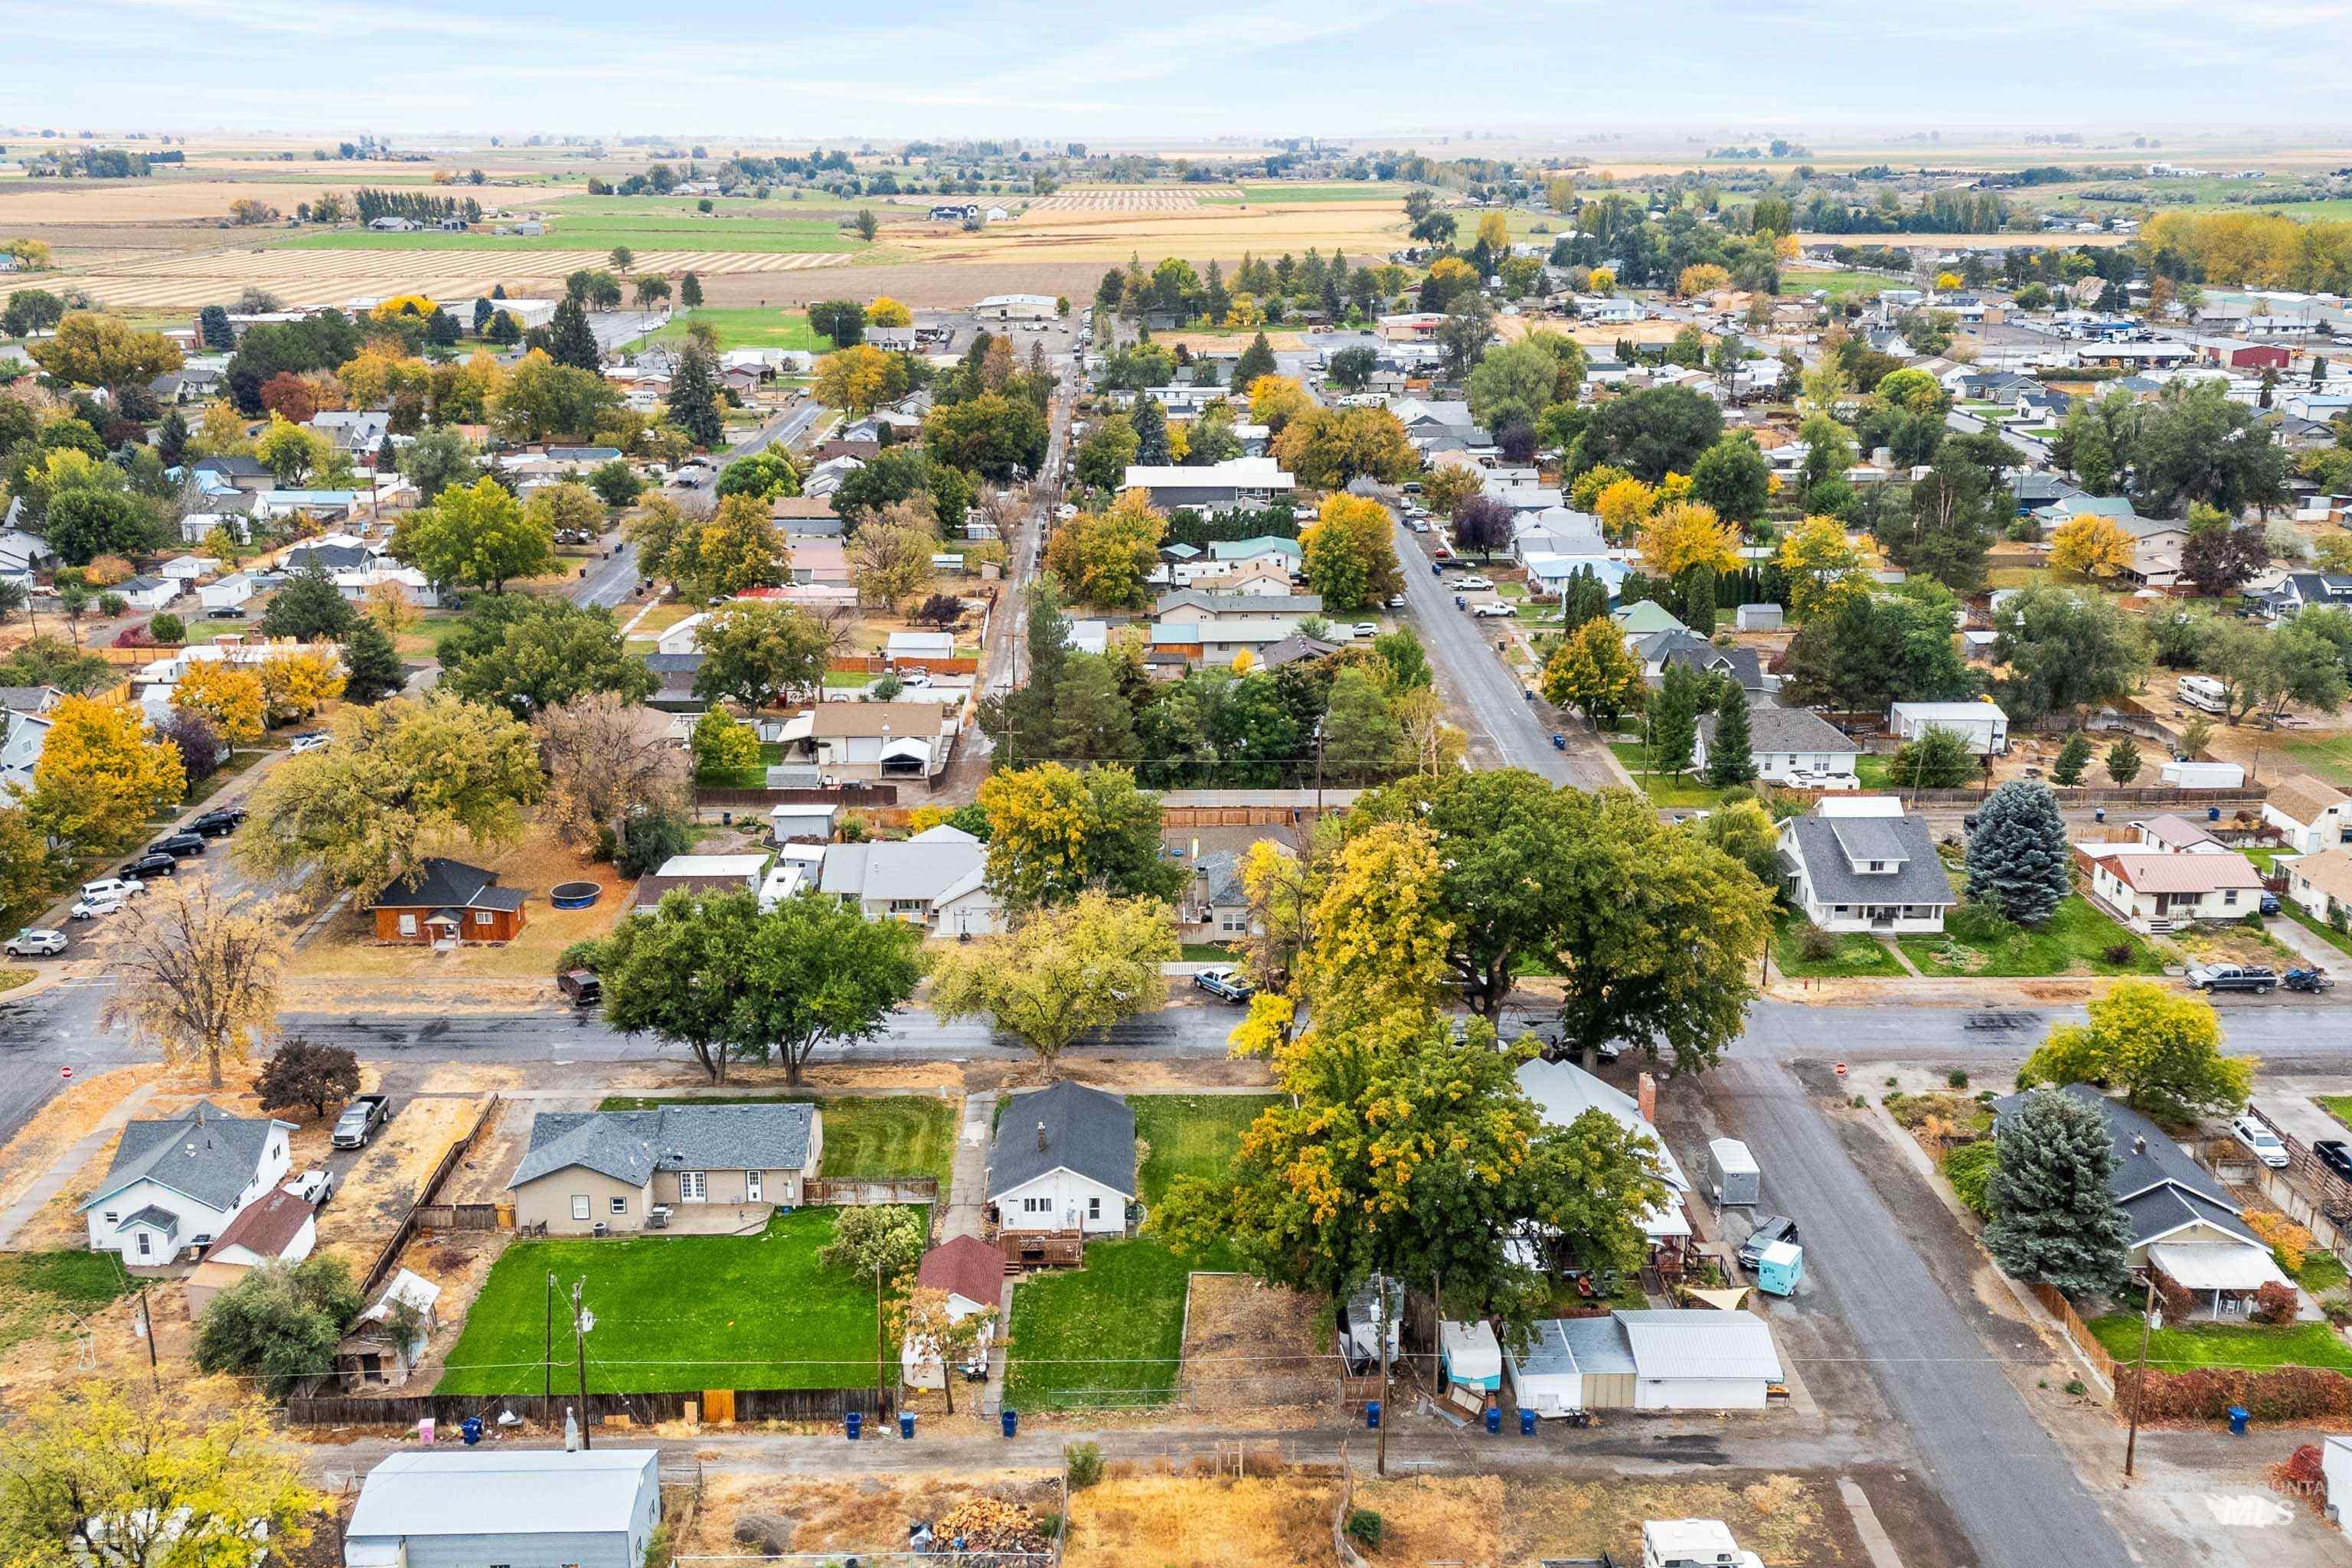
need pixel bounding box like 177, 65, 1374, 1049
508, 1102, 822, 1234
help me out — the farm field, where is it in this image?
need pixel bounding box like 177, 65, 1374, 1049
278, 207, 870, 256
60, 245, 851, 309
643, 307, 828, 351
903, 197, 1410, 266
1200, 181, 1425, 204
435, 1207, 882, 1395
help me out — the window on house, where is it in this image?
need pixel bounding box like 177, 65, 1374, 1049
2224, 890, 2239, 905
397, 913, 417, 936
1024, 1196, 1050, 1214
1088, 1196, 1102, 1220
572, 1195, 590, 1221
474, 909, 494, 926
680, 1171, 707, 1200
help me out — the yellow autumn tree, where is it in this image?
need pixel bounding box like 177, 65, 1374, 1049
1677, 263, 1732, 298
1638, 500, 1742, 577
170, 662, 266, 746
865, 296, 913, 327
28, 697, 185, 851
1593, 475, 1658, 542
1246, 374, 1314, 433
1222, 291, 1263, 328
2048, 514, 2137, 580
369, 293, 437, 323
1540, 618, 1645, 729
1589, 268, 1617, 294
256, 651, 348, 725
1475, 211, 1511, 251
813, 345, 896, 414
1296, 820, 1455, 1022
1427, 256, 1478, 297
1775, 514, 1883, 621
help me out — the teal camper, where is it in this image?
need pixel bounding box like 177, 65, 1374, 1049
1756, 1239, 1803, 1297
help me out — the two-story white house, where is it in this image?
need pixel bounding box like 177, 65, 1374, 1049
987, 1080, 1135, 1243
2264, 774, 2352, 856
1777, 798, 1956, 935
79, 1101, 295, 1263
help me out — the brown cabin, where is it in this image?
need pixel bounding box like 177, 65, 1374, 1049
368, 857, 528, 945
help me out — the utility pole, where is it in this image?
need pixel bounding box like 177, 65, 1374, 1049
1375, 1274, 1391, 1478
874, 1259, 887, 1417
571, 1279, 592, 1451
2123, 1271, 2156, 1478
139, 1285, 158, 1393
544, 1272, 554, 1400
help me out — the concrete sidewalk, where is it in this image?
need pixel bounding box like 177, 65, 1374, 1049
0, 1080, 158, 1247
942, 1092, 995, 1242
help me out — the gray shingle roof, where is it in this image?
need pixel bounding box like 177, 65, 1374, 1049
81, 1100, 284, 1214
1780, 814, 1955, 907
511, 1102, 818, 1189
988, 1081, 1135, 1200
1700, 704, 1859, 756
122, 1204, 180, 1238
371, 858, 512, 913
1991, 1083, 2256, 1249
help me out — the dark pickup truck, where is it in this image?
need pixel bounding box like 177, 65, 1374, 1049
2187, 964, 2278, 995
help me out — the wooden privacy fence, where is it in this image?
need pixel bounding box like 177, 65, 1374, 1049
694, 783, 900, 808
412, 1203, 502, 1232
283, 1385, 892, 1428
805, 1178, 939, 1206
2027, 1280, 2118, 1391
354, 1094, 503, 1299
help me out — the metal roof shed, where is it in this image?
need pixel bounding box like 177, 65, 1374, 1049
344, 1449, 661, 1568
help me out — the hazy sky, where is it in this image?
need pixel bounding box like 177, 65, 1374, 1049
12, 0, 2350, 142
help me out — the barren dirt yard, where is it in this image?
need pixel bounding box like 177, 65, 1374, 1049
1064, 1474, 1341, 1568
1356, 1472, 1859, 1568
684, 1470, 1060, 1557
1178, 1272, 1334, 1413
314, 1076, 510, 1265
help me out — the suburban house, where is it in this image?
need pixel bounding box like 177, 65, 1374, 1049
0, 689, 55, 798
343, 1449, 662, 1568
2285, 847, 2352, 929
368, 858, 528, 945
1180, 848, 1250, 942
790, 702, 951, 783
80, 1101, 295, 1263
900, 1235, 1008, 1389
2126, 813, 2233, 854
988, 1081, 1135, 1251
1888, 700, 2010, 754
1777, 798, 1955, 934
1506, 1309, 1784, 1414
1204, 536, 1304, 578
1517, 1060, 1690, 1272
334, 1268, 443, 1390
191, 455, 277, 495
2264, 774, 2352, 854
1120, 456, 1296, 511
2079, 844, 2264, 934
1992, 1083, 2288, 1315
1695, 704, 1860, 786
182, 1187, 316, 1315
818, 824, 1001, 935
508, 1101, 824, 1233
1612, 601, 1687, 640
2263, 572, 2352, 619
1150, 619, 1301, 668
1152, 588, 1323, 627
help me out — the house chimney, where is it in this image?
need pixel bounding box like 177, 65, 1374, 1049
1637, 1073, 1658, 1126
2133, 1135, 2148, 1156
1036, 1120, 1047, 1153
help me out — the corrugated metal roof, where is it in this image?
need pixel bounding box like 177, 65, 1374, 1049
347, 1449, 657, 1540
1619, 1310, 1783, 1381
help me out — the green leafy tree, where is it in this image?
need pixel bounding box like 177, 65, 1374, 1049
259, 560, 356, 641
691, 599, 833, 708
193, 1256, 364, 1398
928, 890, 1178, 1079
1981, 1087, 2133, 1295
546, 295, 601, 372
390, 476, 558, 593
1570, 384, 1723, 482
1886, 724, 1977, 788
250, 1037, 361, 1120
2017, 980, 2252, 1120
1687, 432, 1772, 525
1964, 779, 2070, 925
1990, 583, 2150, 723
439, 596, 654, 717
1647, 663, 1700, 779
397, 426, 479, 503
689, 709, 761, 782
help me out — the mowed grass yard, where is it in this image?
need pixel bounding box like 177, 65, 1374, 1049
646, 308, 829, 352
436, 1207, 882, 1395
1004, 1094, 1276, 1412
0, 1251, 135, 1353
1897, 897, 2163, 978
2086, 1313, 2352, 1373
2268, 733, 2352, 789
597, 1093, 958, 1192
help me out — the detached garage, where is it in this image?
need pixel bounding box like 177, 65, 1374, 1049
1620, 1309, 1783, 1411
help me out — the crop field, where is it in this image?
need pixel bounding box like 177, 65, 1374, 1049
279, 207, 868, 256
906, 196, 1410, 266
1031, 188, 1212, 212
68, 245, 850, 309
0, 178, 381, 225
1201, 181, 1426, 204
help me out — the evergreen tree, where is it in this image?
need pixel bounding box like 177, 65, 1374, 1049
1648, 663, 1701, 778
1559, 567, 1609, 631
1679, 564, 1717, 635
547, 295, 602, 373
1204, 259, 1230, 326
338, 617, 404, 704
156, 409, 189, 466
668, 342, 724, 447
1230, 332, 1277, 391
679, 272, 704, 309
1886, 724, 1977, 789
2103, 738, 2142, 786
1704, 686, 1756, 787
2050, 730, 2092, 788
198, 303, 234, 351
486, 310, 521, 345
1981, 1086, 2132, 1295
1129, 394, 1171, 466
259, 561, 355, 641
1964, 779, 2069, 924
472, 297, 493, 335
424, 309, 459, 347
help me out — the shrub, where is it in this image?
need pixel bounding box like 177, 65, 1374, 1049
1943, 1139, 1998, 1218
1796, 923, 1838, 962
2247, 1212, 2312, 1277
2102, 942, 2137, 966
149, 612, 185, 644
1945, 900, 2020, 946
2062, 1377, 2088, 1396
2252, 1279, 2299, 1326
1344, 1510, 1385, 1550
2128, 1364, 2352, 1425
1946, 1068, 1970, 1089
2154, 1269, 2195, 1327
2319, 1287, 2352, 1326
97, 593, 128, 616
1064, 1441, 1102, 1491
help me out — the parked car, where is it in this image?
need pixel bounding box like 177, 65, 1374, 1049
1455, 575, 1495, 590
286, 732, 331, 753
189, 807, 247, 838
1739, 1216, 1800, 1270
4, 927, 66, 958
331, 1093, 394, 1150
145, 833, 207, 860
209, 606, 247, 619
2316, 1140, 2352, 1184
557, 969, 602, 1008
1351, 622, 1379, 639
69, 894, 126, 921
1387, 594, 1406, 609
1472, 602, 1517, 619
118, 853, 179, 880
283, 1168, 337, 1206
79, 877, 144, 903
2260, 892, 2282, 916
2227, 1112, 2290, 1168
2187, 962, 2278, 994
1055, 504, 1078, 521
1193, 965, 1254, 1003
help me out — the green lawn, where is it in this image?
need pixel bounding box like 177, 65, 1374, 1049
0, 1251, 136, 1353
436, 1208, 882, 1395
1772, 916, 1908, 978
596, 1093, 957, 1191
278, 214, 867, 256
1197, 181, 1419, 205
2279, 901, 2352, 959
1854, 753, 1894, 790
1002, 1093, 1273, 1412
1179, 942, 1237, 962
1783, 270, 1899, 299
644, 308, 829, 353
2267, 734, 2352, 789
2302, 1251, 2349, 1295
1606, 743, 1724, 808
2318, 1095, 2352, 1132
2086, 1313, 2352, 1373
1897, 897, 2164, 978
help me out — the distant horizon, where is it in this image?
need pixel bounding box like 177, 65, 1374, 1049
13, 0, 2352, 145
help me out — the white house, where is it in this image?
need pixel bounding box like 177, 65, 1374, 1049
79, 1101, 295, 1262
817, 825, 1002, 936
1888, 700, 2009, 754
0, 701, 52, 798
198, 573, 255, 612
1694, 704, 1859, 786
115, 575, 180, 612
183, 1187, 317, 1315
2287, 847, 2352, 929
1517, 1060, 1690, 1258
900, 1235, 1008, 1389
2263, 774, 2352, 855
2080, 846, 2264, 935
1777, 798, 1955, 935
987, 1080, 1134, 1240
1120, 458, 1296, 511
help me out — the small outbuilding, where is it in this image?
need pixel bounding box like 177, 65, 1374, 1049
1707, 1139, 1759, 1207
1733, 603, 1782, 632
344, 1448, 661, 1568
1439, 1318, 1502, 1396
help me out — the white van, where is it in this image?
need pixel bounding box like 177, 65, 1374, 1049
2177, 675, 2229, 714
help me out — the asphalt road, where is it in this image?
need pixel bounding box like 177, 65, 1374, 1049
1390, 520, 1618, 790
1945, 407, 2051, 465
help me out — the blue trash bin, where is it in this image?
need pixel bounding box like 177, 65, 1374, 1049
460, 1416, 482, 1446
1366, 1400, 1381, 1429
1484, 1406, 1501, 1435
1519, 1408, 1536, 1436
2228, 1405, 2250, 1436
900, 1412, 916, 1440
1001, 1408, 1019, 1439
844, 1410, 861, 1441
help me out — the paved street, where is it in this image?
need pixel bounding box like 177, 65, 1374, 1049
1389, 520, 1618, 789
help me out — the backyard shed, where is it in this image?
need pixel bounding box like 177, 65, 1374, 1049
1707, 1138, 1759, 1207
344, 1449, 661, 1568
1733, 603, 1782, 632
1620, 1309, 1783, 1410
1504, 1318, 1584, 1416
1439, 1318, 1502, 1394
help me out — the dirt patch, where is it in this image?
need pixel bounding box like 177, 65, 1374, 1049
1178, 1272, 1332, 1413
1065, 1474, 1341, 1568
685, 1471, 1058, 1557
371, 1229, 511, 1389
314, 1093, 494, 1262
0, 1064, 168, 1217
438, 1097, 526, 1204
1488, 1472, 1852, 1566
1354, 1475, 1504, 1567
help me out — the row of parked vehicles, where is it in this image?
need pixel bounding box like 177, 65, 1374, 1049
5, 807, 249, 954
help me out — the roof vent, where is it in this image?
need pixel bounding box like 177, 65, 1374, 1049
2132, 1135, 2148, 1155
1036, 1120, 1048, 1153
